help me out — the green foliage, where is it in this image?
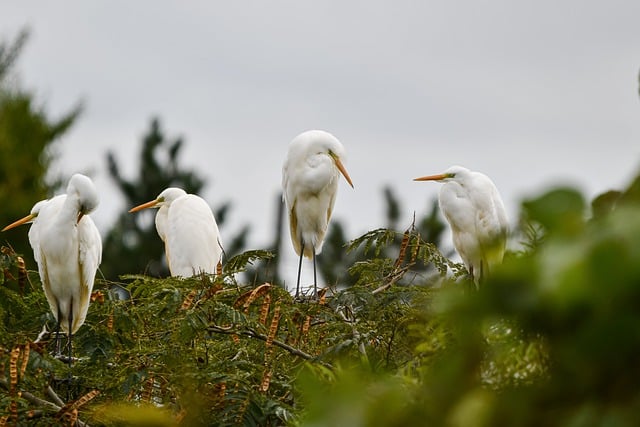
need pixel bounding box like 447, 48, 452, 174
3, 166, 640, 425
320, 186, 448, 287
0, 223, 448, 425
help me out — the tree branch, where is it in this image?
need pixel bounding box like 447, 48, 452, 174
0, 378, 90, 426
207, 324, 333, 369
372, 265, 411, 295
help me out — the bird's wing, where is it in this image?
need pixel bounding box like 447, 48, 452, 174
317, 185, 338, 253
28, 197, 64, 320
283, 160, 304, 256
28, 196, 65, 272
282, 163, 290, 203
473, 179, 508, 245
76, 216, 102, 331
471, 180, 508, 277
440, 191, 480, 269
166, 195, 222, 276
28, 222, 43, 271
287, 198, 303, 256
36, 248, 59, 323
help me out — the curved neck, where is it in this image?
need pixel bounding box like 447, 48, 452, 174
57, 193, 81, 226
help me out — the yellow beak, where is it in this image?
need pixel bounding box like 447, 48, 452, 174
332, 156, 354, 188
413, 173, 448, 182
2, 213, 37, 232
129, 199, 160, 213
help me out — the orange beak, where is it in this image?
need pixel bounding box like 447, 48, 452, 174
413, 173, 448, 182
333, 156, 354, 188
2, 213, 37, 232
129, 199, 160, 213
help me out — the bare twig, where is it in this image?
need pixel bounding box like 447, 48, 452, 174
46, 385, 65, 407
207, 324, 332, 369
372, 265, 412, 295
0, 378, 91, 426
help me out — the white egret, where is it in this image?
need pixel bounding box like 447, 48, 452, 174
2, 174, 102, 362
129, 188, 223, 277
414, 165, 508, 284
282, 130, 354, 297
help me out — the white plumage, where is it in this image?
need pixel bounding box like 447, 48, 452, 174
282, 130, 354, 296
2, 174, 102, 335
415, 165, 508, 283
130, 188, 223, 277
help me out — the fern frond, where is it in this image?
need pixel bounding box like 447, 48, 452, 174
347, 228, 398, 257
223, 250, 275, 274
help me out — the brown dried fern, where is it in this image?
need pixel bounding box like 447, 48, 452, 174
55, 389, 100, 424
90, 290, 105, 304
181, 289, 198, 311
318, 287, 328, 305
107, 311, 114, 333
260, 369, 272, 393
266, 303, 281, 348
9, 346, 19, 393
233, 283, 272, 312
301, 315, 311, 337
393, 228, 411, 271
141, 375, 154, 403
16, 256, 27, 293
258, 294, 271, 325
18, 345, 29, 380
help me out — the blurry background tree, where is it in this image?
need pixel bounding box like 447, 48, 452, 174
0, 29, 80, 270
102, 117, 249, 280
241, 192, 285, 286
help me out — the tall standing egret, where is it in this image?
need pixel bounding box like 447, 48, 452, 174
2, 174, 102, 363
282, 130, 354, 297
414, 165, 508, 285
129, 188, 223, 277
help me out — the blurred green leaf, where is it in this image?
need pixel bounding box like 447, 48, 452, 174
523, 188, 586, 236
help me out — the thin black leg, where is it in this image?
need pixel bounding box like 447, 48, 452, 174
55, 306, 62, 357
296, 241, 305, 298
67, 304, 73, 402
68, 304, 73, 369
312, 250, 317, 298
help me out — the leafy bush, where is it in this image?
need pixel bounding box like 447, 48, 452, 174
1, 170, 640, 426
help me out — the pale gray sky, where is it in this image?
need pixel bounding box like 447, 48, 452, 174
2, 1, 639, 285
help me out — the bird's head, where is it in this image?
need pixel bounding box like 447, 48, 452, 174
413, 165, 470, 183
129, 188, 187, 213
68, 174, 99, 223
294, 130, 354, 188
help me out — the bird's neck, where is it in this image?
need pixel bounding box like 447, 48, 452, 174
57, 194, 82, 226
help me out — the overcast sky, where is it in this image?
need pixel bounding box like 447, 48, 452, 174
2, 1, 639, 285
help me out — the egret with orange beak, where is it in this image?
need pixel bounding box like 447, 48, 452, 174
282, 130, 354, 297
2, 174, 102, 363
129, 188, 223, 277
414, 165, 507, 285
